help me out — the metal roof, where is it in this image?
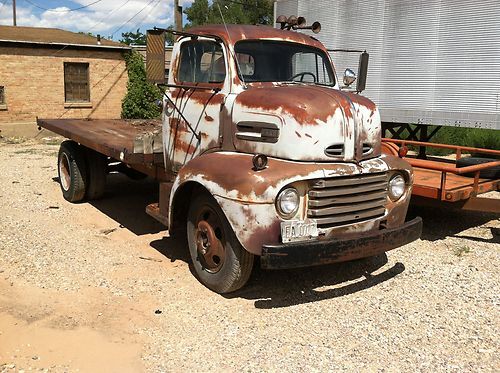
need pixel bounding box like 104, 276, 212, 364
186, 24, 326, 50
0, 25, 130, 50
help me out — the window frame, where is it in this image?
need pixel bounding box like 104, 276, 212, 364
174, 38, 227, 86
63, 62, 90, 103
234, 40, 336, 86
0, 86, 5, 105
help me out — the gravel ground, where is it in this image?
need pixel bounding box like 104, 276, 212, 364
0, 139, 499, 372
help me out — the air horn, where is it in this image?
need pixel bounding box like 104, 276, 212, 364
276, 15, 321, 34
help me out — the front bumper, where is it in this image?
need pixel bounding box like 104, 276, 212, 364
260, 217, 422, 270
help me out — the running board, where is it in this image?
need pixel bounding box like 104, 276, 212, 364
146, 203, 169, 226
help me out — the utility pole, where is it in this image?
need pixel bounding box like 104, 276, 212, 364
174, 0, 182, 31
12, 0, 17, 26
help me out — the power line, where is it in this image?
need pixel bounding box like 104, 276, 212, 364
109, 0, 157, 38
126, 0, 162, 34
23, 0, 103, 13
0, 0, 10, 8
87, 0, 132, 33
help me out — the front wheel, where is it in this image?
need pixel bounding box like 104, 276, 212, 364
187, 192, 254, 293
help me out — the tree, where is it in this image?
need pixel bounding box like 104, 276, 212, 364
121, 51, 162, 119
120, 29, 147, 45
184, 0, 273, 28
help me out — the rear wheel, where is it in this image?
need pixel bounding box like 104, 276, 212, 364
85, 148, 107, 200
187, 192, 254, 293
58, 141, 87, 202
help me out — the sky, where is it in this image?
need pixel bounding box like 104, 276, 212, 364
0, 0, 194, 40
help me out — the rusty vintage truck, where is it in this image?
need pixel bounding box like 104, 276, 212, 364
38, 21, 422, 293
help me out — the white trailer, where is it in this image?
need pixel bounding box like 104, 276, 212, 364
274, 0, 500, 133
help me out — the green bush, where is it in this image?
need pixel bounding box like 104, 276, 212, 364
430, 127, 500, 156
121, 50, 162, 119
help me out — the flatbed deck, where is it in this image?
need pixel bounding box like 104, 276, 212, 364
413, 167, 499, 201
38, 119, 164, 165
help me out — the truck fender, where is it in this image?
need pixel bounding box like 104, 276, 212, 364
168, 152, 413, 255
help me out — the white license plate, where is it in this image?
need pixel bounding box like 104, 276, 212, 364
281, 219, 318, 243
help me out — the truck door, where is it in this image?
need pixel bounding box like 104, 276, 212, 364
164, 37, 228, 172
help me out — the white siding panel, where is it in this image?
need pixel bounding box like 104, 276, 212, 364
275, 0, 500, 129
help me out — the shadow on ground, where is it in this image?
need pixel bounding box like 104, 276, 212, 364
150, 233, 405, 308
408, 202, 499, 244
229, 255, 405, 309
87, 173, 165, 235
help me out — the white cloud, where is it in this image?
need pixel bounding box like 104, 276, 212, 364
0, 0, 194, 39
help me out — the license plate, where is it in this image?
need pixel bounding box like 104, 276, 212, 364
281, 219, 318, 243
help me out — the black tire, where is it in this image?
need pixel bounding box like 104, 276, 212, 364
457, 157, 500, 179
57, 141, 87, 203
187, 191, 254, 293
84, 148, 108, 200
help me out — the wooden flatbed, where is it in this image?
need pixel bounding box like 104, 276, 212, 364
38, 119, 164, 165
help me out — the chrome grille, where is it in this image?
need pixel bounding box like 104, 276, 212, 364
308, 173, 388, 228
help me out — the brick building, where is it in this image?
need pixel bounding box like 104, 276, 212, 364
0, 25, 130, 130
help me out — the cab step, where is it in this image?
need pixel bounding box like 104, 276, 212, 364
146, 203, 169, 227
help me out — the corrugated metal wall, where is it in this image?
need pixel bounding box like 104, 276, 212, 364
275, 0, 500, 129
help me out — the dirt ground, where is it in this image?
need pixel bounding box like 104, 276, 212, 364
0, 139, 499, 372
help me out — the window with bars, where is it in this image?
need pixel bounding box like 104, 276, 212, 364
64, 63, 90, 102
0, 86, 5, 105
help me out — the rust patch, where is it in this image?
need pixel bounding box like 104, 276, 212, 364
178, 152, 386, 201
235, 85, 352, 125
305, 133, 312, 138
205, 114, 214, 122
344, 92, 377, 112
243, 220, 281, 255
187, 24, 326, 52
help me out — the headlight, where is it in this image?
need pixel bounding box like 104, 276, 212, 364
388, 174, 406, 201
277, 187, 299, 217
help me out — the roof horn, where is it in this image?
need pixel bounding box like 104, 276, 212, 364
276, 15, 321, 34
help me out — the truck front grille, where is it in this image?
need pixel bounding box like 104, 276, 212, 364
308, 173, 388, 228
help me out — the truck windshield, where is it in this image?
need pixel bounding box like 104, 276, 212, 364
234, 40, 335, 86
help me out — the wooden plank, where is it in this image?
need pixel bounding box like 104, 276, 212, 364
37, 119, 163, 165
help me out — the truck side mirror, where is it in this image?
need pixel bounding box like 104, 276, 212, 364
356, 51, 369, 93
344, 69, 357, 87
146, 30, 166, 84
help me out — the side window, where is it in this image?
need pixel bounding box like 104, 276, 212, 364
178, 40, 226, 83
64, 62, 90, 102
0, 86, 5, 105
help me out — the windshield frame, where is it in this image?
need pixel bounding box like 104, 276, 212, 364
233, 39, 336, 87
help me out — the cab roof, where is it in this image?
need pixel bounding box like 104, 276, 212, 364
186, 24, 326, 50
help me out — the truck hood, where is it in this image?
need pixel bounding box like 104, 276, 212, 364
231, 84, 381, 162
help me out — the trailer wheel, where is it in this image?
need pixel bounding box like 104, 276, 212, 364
58, 141, 87, 203
187, 192, 254, 293
85, 148, 107, 200
456, 157, 500, 179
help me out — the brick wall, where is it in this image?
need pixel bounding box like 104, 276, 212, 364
0, 46, 128, 123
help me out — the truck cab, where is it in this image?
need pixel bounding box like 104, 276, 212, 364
150, 24, 422, 292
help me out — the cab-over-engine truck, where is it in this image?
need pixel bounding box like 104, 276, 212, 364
38, 21, 422, 293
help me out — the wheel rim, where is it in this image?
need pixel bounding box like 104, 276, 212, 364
59, 152, 71, 191
194, 206, 225, 273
